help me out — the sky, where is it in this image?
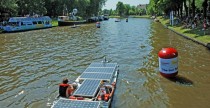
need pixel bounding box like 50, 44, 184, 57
102, 0, 149, 10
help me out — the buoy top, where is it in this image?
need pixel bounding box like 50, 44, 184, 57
158, 47, 178, 59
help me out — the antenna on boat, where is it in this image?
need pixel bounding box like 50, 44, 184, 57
102, 56, 108, 63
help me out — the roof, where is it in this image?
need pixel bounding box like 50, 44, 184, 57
8, 16, 52, 22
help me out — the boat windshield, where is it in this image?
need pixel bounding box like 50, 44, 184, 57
7, 22, 19, 26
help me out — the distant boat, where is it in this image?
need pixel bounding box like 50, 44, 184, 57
115, 19, 121, 22
2, 16, 52, 32
103, 14, 109, 20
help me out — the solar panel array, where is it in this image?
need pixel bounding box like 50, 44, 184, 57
73, 79, 101, 97
79, 62, 117, 81
52, 62, 118, 108
89, 63, 117, 68
84, 67, 115, 74
52, 98, 100, 108
79, 73, 112, 81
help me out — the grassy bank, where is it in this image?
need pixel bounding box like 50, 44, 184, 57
158, 17, 210, 45
129, 15, 150, 18
52, 20, 58, 27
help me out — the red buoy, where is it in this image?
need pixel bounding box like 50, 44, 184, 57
158, 48, 178, 78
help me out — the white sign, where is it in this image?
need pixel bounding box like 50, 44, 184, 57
159, 57, 178, 74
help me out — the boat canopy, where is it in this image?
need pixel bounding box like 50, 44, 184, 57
9, 16, 52, 22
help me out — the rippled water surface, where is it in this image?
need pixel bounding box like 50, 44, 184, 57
0, 18, 210, 108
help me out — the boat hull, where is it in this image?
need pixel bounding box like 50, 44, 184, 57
58, 19, 98, 26
58, 21, 86, 26
3, 25, 52, 33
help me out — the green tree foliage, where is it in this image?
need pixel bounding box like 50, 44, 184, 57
0, 0, 18, 16
195, 0, 203, 10
147, 0, 210, 19
104, 2, 146, 16
0, 0, 107, 19
124, 4, 131, 16
116, 1, 125, 16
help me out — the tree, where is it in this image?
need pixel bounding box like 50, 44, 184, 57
116, 1, 124, 16
0, 0, 18, 16
191, 0, 196, 17
202, 0, 208, 18
124, 4, 131, 16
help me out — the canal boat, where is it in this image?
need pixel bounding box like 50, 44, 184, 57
58, 16, 86, 26
2, 16, 52, 32
51, 58, 119, 108
58, 16, 97, 26
103, 14, 109, 20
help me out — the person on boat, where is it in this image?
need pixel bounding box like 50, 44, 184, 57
59, 78, 74, 98
98, 84, 115, 101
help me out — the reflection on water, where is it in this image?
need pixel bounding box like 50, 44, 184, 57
0, 18, 210, 108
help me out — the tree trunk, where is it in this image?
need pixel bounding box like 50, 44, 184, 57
202, 0, 208, 18
180, 1, 183, 19
191, 0, 196, 17
184, 0, 188, 17
188, 0, 191, 17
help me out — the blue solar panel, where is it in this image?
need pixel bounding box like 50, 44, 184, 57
52, 98, 100, 108
84, 67, 115, 74
79, 73, 113, 81
89, 63, 117, 68
73, 79, 101, 97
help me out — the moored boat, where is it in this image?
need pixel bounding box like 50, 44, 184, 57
2, 16, 52, 32
103, 14, 109, 20
58, 16, 87, 26
51, 58, 119, 108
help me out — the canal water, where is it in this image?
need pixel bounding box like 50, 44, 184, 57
0, 18, 210, 108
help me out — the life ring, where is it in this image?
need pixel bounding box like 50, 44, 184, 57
104, 94, 109, 101
98, 93, 110, 101
98, 87, 110, 101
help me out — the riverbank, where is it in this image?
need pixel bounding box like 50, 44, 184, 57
157, 17, 210, 49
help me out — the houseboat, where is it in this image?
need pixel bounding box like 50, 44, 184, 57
51, 58, 119, 108
2, 16, 52, 32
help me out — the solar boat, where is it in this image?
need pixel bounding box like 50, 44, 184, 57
51, 58, 119, 108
